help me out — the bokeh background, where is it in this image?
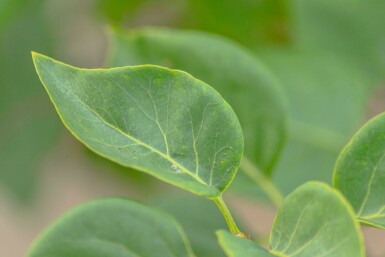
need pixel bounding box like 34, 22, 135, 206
1, 0, 385, 256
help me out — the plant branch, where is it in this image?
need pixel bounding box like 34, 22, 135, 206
241, 157, 284, 208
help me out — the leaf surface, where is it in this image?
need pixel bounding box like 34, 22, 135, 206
27, 199, 195, 257
270, 182, 364, 257
33, 53, 243, 198
108, 27, 287, 175
334, 112, 385, 229
217, 182, 365, 257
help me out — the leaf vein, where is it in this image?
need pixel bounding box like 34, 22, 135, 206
67, 88, 207, 186
357, 151, 385, 216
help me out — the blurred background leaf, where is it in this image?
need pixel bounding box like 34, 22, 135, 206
0, 0, 61, 202
96, 0, 291, 46
259, 49, 372, 194
155, 195, 230, 257
187, 0, 290, 46
290, 0, 385, 83
96, 0, 145, 23
0, 0, 24, 30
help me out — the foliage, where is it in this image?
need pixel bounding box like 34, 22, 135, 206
1, 0, 385, 256
28, 45, 384, 256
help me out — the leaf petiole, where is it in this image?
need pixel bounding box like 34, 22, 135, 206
214, 196, 244, 236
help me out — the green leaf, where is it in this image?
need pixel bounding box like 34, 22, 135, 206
0, 0, 61, 202
108, 27, 287, 175
270, 182, 365, 257
0, 0, 24, 29
188, 0, 290, 45
217, 230, 274, 257
95, 0, 145, 23
218, 182, 365, 257
26, 199, 195, 257
0, 110, 60, 201
334, 112, 385, 229
32, 53, 243, 198
95, 0, 188, 27
291, 0, 385, 81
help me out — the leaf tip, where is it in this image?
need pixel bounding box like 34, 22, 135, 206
31, 51, 48, 68
31, 51, 41, 61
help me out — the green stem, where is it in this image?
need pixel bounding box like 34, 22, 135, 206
241, 157, 284, 208
214, 196, 242, 235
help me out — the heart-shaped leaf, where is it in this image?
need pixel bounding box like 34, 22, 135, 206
32, 53, 243, 198
334, 112, 385, 229
107, 27, 287, 175
217, 182, 365, 257
26, 199, 195, 257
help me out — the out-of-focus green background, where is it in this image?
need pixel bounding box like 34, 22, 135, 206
1, 1, 385, 256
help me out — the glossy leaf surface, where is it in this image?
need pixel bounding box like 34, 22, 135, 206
334, 112, 385, 229
270, 182, 364, 257
27, 199, 195, 257
108, 27, 287, 175
217, 230, 274, 257
33, 53, 243, 198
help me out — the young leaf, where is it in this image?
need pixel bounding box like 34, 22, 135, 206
270, 182, 365, 257
26, 199, 196, 257
108, 27, 287, 175
218, 182, 365, 257
32, 53, 243, 198
334, 112, 385, 229
217, 230, 275, 257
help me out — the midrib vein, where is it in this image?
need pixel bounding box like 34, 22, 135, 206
67, 89, 207, 186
